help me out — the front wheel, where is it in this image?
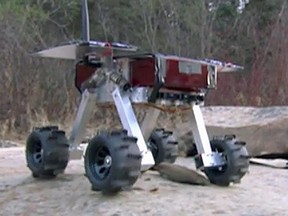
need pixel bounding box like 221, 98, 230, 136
25, 126, 69, 178
84, 130, 142, 194
203, 135, 249, 186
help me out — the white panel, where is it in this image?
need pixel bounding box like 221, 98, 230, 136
178, 61, 202, 74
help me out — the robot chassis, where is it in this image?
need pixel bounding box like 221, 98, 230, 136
25, 0, 249, 194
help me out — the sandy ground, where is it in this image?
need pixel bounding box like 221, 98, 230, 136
1, 106, 288, 216
0, 148, 288, 216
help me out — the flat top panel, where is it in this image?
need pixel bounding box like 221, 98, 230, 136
34, 43, 77, 60
33, 40, 140, 60
32, 41, 244, 73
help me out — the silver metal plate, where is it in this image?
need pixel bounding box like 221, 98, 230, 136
190, 103, 212, 154
203, 59, 244, 72
33, 40, 140, 60
178, 61, 202, 74
195, 152, 226, 169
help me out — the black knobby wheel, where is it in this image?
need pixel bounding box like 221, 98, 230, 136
203, 135, 249, 186
84, 130, 142, 194
148, 128, 179, 165
25, 126, 70, 178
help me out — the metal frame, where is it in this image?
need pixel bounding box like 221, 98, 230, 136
112, 87, 155, 171
190, 103, 212, 154
68, 76, 225, 169
141, 107, 161, 141
68, 85, 158, 171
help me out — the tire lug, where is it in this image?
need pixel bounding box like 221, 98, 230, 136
235, 141, 246, 146
155, 128, 165, 132
240, 155, 251, 159
224, 134, 236, 140
168, 141, 178, 145
163, 131, 173, 135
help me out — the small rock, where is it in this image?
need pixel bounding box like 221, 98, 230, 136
142, 209, 151, 213
212, 210, 226, 214
111, 212, 121, 216
149, 187, 159, 193
132, 187, 145, 191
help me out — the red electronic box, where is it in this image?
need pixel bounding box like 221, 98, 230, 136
129, 56, 210, 92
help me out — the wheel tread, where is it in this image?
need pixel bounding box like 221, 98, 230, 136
167, 141, 178, 145
128, 170, 141, 178
123, 136, 138, 143
235, 141, 246, 146
114, 143, 130, 150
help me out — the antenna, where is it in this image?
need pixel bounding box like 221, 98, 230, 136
81, 0, 90, 41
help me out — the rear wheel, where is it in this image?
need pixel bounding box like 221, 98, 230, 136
204, 135, 249, 186
84, 130, 142, 194
148, 128, 178, 165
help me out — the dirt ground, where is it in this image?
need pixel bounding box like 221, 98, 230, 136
1, 106, 288, 216
1, 148, 288, 216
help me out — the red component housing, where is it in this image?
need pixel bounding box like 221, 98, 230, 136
129, 56, 209, 92
74, 56, 210, 93
75, 62, 99, 92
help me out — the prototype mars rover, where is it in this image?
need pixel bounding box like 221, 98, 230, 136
25, 0, 249, 194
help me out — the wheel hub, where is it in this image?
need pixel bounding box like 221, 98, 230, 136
32, 142, 43, 164
93, 146, 112, 180
104, 155, 112, 168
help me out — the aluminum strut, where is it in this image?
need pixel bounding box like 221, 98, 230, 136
68, 89, 97, 160
112, 87, 155, 171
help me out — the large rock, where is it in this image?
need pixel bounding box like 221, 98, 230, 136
206, 119, 288, 157
175, 119, 288, 157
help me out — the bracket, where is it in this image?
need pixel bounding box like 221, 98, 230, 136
190, 103, 225, 169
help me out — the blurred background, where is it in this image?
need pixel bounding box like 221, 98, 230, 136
0, 0, 287, 137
